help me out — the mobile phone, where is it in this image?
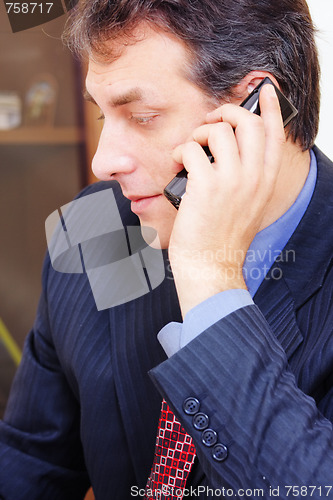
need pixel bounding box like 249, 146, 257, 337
164, 77, 298, 209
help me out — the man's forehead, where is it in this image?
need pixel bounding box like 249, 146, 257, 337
87, 22, 168, 67
86, 22, 193, 80
85, 35, 195, 104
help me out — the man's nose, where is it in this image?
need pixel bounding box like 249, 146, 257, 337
91, 124, 136, 181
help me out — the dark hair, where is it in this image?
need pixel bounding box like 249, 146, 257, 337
65, 0, 320, 150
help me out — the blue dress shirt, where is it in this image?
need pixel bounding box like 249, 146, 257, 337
158, 150, 317, 357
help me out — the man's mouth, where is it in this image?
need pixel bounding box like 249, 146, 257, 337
126, 194, 163, 214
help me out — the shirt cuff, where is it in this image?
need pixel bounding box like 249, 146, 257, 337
157, 289, 254, 357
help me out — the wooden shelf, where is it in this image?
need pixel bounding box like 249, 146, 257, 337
0, 126, 84, 145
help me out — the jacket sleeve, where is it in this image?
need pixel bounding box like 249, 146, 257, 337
0, 180, 137, 500
149, 304, 333, 499
0, 255, 90, 500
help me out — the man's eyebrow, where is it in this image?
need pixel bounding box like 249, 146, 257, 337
83, 87, 146, 107
111, 88, 145, 107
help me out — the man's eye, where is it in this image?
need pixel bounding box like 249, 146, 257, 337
130, 114, 158, 125
96, 113, 158, 123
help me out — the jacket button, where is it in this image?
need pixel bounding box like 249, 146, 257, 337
193, 412, 209, 430
212, 443, 228, 462
183, 397, 200, 415
201, 428, 218, 447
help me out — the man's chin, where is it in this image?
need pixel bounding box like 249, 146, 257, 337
140, 225, 169, 249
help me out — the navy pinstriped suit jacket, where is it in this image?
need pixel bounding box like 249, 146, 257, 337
0, 146, 333, 499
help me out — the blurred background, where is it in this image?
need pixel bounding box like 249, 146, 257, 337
307, 0, 333, 160
0, 0, 101, 419
0, 1, 332, 498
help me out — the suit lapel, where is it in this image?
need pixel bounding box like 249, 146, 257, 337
281, 147, 333, 309
108, 262, 182, 486
254, 270, 303, 359
254, 146, 333, 359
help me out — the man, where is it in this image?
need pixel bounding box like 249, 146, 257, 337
1, 0, 333, 499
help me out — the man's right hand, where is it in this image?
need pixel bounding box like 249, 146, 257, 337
168, 83, 286, 318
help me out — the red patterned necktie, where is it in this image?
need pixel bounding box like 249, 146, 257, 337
145, 399, 196, 499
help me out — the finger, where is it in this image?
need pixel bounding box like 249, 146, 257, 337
206, 103, 266, 175
192, 122, 241, 176
206, 107, 225, 124
235, 112, 266, 174
259, 83, 284, 128
206, 102, 253, 126
206, 89, 283, 176
172, 141, 213, 179
259, 84, 285, 181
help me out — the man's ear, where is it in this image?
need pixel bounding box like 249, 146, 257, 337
231, 71, 280, 103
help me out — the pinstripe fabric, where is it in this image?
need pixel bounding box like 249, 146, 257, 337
150, 303, 333, 495
150, 147, 333, 498
0, 181, 183, 499
0, 147, 333, 499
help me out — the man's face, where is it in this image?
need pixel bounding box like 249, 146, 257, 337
86, 24, 216, 248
